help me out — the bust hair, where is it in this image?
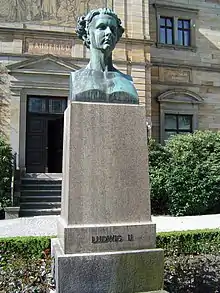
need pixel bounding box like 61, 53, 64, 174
76, 8, 124, 49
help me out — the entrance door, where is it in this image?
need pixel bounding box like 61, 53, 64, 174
26, 96, 67, 173
48, 116, 64, 173
26, 114, 47, 173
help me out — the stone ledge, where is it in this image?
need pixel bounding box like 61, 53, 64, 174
155, 43, 197, 52
4, 206, 20, 220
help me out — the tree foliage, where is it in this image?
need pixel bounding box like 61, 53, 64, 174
0, 134, 12, 208
149, 131, 220, 216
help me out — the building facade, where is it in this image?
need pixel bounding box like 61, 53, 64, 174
0, 0, 220, 174
0, 0, 151, 173
150, 0, 220, 142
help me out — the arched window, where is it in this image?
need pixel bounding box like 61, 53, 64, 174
157, 89, 203, 143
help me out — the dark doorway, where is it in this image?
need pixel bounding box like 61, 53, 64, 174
26, 96, 67, 173
48, 117, 64, 173
26, 114, 47, 173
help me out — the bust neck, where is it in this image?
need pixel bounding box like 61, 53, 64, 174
88, 48, 114, 72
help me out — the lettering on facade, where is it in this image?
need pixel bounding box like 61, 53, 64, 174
92, 234, 134, 244
24, 38, 73, 56
159, 67, 191, 83
164, 69, 191, 83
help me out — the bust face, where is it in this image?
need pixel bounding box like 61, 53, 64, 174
88, 14, 118, 53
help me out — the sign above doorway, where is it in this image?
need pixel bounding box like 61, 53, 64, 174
23, 38, 73, 57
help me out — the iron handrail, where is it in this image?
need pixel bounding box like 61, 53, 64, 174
10, 152, 17, 206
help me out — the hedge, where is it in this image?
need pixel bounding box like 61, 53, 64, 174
1, 229, 220, 259
1, 231, 220, 292
156, 229, 220, 256
0, 236, 51, 260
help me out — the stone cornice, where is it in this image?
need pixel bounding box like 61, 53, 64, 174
152, 79, 220, 88
0, 26, 154, 46
10, 81, 68, 90
157, 89, 203, 103
152, 60, 220, 73
9, 69, 70, 75
0, 53, 151, 67
152, 3, 199, 14
7, 53, 80, 71
3, 52, 220, 73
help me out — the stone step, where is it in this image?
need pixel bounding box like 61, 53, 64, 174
23, 173, 62, 179
19, 176, 62, 217
20, 202, 61, 209
20, 195, 61, 202
19, 208, 61, 217
20, 190, 61, 197
21, 184, 62, 190
21, 179, 62, 186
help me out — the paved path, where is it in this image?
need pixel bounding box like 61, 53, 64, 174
1, 214, 220, 238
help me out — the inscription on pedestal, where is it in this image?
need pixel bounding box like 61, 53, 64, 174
92, 234, 134, 244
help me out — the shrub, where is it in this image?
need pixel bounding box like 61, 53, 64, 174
0, 134, 12, 208
1, 232, 220, 292
159, 230, 220, 292
0, 236, 51, 261
156, 229, 220, 256
0, 236, 53, 292
0, 255, 54, 292
149, 131, 220, 216
164, 254, 220, 293
148, 138, 170, 215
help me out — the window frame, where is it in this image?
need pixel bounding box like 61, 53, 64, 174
177, 19, 191, 46
159, 16, 174, 45
164, 113, 193, 141
157, 89, 203, 144
154, 4, 198, 51
27, 96, 67, 114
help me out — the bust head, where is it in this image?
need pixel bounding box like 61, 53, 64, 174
76, 8, 124, 53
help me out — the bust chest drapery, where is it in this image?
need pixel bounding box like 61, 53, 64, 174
69, 68, 139, 104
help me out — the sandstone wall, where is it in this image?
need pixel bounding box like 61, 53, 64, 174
150, 0, 220, 141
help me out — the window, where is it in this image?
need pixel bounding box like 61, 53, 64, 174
157, 89, 203, 144
178, 19, 191, 46
164, 114, 192, 141
160, 17, 174, 45
28, 96, 67, 114
28, 98, 46, 113
49, 99, 66, 114
154, 4, 198, 49
159, 16, 191, 47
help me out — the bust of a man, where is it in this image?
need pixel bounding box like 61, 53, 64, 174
70, 8, 139, 104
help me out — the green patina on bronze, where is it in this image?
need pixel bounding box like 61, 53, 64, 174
69, 8, 139, 104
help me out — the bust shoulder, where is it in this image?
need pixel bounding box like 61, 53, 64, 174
69, 67, 139, 104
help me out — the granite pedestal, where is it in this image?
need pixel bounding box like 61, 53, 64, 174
52, 102, 167, 293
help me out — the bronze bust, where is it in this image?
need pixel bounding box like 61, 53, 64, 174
69, 8, 139, 104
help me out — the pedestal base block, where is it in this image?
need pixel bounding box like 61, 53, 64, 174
58, 217, 156, 254
52, 238, 165, 293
